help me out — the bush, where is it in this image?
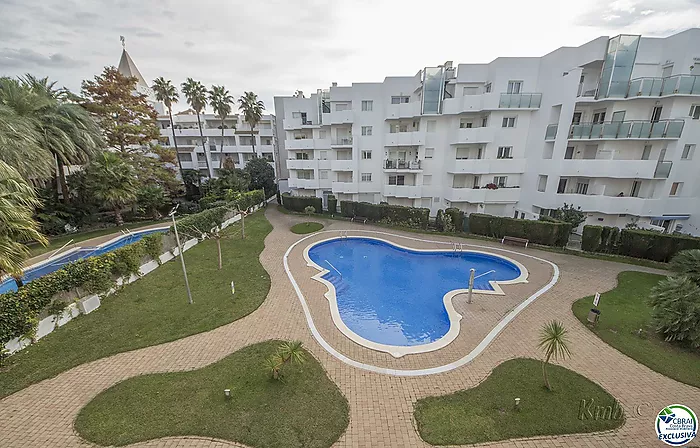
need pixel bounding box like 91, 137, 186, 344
649, 276, 700, 349
327, 195, 337, 214
550, 203, 586, 229
338, 200, 429, 229
669, 249, 700, 284
435, 210, 445, 231
177, 206, 230, 240
618, 229, 700, 262
445, 208, 464, 232
276, 190, 282, 205
281, 193, 322, 214
581, 225, 602, 252
468, 214, 572, 247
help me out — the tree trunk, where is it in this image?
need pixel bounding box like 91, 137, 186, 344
542, 354, 552, 391
169, 109, 184, 174
197, 112, 212, 179
241, 213, 245, 239
56, 157, 70, 204
220, 118, 225, 166
216, 237, 222, 270
250, 128, 256, 157
114, 207, 124, 226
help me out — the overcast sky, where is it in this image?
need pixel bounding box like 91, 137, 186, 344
1, 0, 699, 113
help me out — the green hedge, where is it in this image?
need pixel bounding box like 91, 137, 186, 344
339, 201, 429, 229
582, 226, 603, 252
617, 230, 700, 262
0, 233, 163, 346
281, 193, 322, 213
327, 195, 338, 214
445, 208, 465, 233
468, 213, 572, 247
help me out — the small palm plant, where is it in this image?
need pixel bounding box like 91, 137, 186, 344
538, 320, 572, 391
304, 205, 316, 227
265, 340, 306, 380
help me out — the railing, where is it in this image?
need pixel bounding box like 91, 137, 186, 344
654, 160, 673, 178
384, 159, 421, 170
568, 119, 684, 140
332, 137, 353, 145
499, 93, 542, 108
628, 74, 700, 97
545, 124, 558, 140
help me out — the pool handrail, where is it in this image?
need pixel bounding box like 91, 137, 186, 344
48, 239, 74, 259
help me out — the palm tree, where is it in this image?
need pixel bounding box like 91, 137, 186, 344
208, 85, 235, 170
85, 152, 138, 225
238, 91, 264, 157
182, 78, 211, 179
0, 100, 50, 179
538, 320, 572, 391
0, 160, 47, 279
265, 340, 306, 380
152, 77, 184, 174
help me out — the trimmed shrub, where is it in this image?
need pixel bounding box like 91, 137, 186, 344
327, 195, 338, 214
338, 200, 429, 229
582, 225, 603, 252
340, 200, 355, 217
281, 193, 322, 214
618, 229, 700, 262
445, 208, 464, 232
468, 213, 572, 247
435, 210, 445, 231
649, 276, 700, 348
608, 227, 620, 252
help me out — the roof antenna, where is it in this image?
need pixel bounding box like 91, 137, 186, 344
120, 35, 126, 49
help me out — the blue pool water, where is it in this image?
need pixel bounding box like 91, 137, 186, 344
307, 237, 522, 347
0, 228, 168, 294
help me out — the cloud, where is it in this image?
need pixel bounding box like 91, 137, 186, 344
0, 48, 87, 69
578, 0, 700, 34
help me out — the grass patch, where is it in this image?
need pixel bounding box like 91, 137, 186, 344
75, 340, 349, 448
0, 212, 272, 399
572, 271, 700, 388
290, 222, 324, 234
28, 219, 168, 257
414, 358, 622, 445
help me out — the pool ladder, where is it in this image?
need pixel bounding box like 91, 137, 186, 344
340, 230, 349, 240
453, 242, 464, 254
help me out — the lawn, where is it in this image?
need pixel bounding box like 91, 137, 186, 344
0, 212, 272, 399
414, 358, 623, 445
572, 271, 700, 388
74, 340, 349, 448
291, 222, 324, 234
27, 219, 168, 257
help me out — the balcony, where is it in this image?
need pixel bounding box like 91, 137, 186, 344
331, 160, 354, 171
331, 137, 353, 147
332, 181, 358, 193
168, 128, 202, 137
384, 131, 426, 146
385, 102, 421, 119
445, 187, 521, 203
286, 159, 317, 170
499, 93, 542, 108
288, 178, 320, 189
545, 124, 558, 141
447, 158, 526, 174
384, 159, 422, 171
452, 127, 495, 144
568, 120, 684, 140
330, 110, 353, 124
442, 94, 498, 114
555, 193, 664, 216
559, 159, 672, 179
286, 139, 315, 150
383, 185, 422, 199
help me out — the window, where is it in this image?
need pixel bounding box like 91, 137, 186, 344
497, 146, 513, 159
481, 116, 488, 127
335, 102, 350, 111
361, 100, 373, 111
179, 153, 192, 162
433, 197, 441, 202
261, 137, 272, 145
318, 130, 327, 139
630, 180, 641, 197
650, 106, 663, 122
572, 112, 582, 125
463, 86, 478, 96
641, 145, 652, 160
592, 110, 606, 124
485, 83, 492, 93
292, 112, 301, 118
690, 105, 700, 119
361, 173, 372, 182
361, 126, 373, 136
319, 150, 328, 160
391, 96, 410, 104
557, 178, 568, 194
670, 182, 683, 196
388, 175, 405, 185
295, 152, 309, 160
514, 210, 519, 218
537, 175, 548, 192
576, 181, 589, 195
425, 148, 434, 159
502, 117, 516, 128
426, 120, 437, 132
197, 153, 207, 161
682, 144, 695, 160
297, 170, 314, 180
493, 176, 507, 187
261, 122, 272, 129
423, 175, 432, 185
507, 81, 523, 94
319, 170, 329, 180
361, 150, 372, 159
473, 176, 481, 188
459, 119, 473, 129
263, 153, 273, 162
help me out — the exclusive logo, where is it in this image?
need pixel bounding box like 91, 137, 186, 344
656, 404, 697, 446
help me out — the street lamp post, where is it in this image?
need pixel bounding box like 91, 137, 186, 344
169, 204, 193, 304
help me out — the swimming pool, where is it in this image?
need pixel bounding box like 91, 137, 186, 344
0, 227, 169, 294
305, 236, 528, 357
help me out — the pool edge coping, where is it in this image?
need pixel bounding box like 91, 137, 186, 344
283, 229, 560, 377
301, 235, 530, 358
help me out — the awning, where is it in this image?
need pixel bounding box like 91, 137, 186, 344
650, 215, 691, 220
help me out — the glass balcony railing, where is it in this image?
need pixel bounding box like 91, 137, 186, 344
568, 120, 684, 140
654, 161, 673, 178
545, 124, 558, 140
597, 75, 700, 98
384, 159, 422, 170
499, 93, 542, 108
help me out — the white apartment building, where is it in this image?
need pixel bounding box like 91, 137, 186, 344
157, 112, 277, 179
276, 29, 700, 236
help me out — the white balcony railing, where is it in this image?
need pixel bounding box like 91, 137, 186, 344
447, 158, 526, 174
446, 187, 521, 203
384, 131, 425, 146
452, 127, 495, 144
332, 181, 358, 193
331, 137, 353, 147
383, 185, 421, 198
559, 159, 672, 179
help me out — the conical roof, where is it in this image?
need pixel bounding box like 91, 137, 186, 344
118, 48, 149, 90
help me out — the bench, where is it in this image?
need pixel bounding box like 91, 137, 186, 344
350, 215, 368, 224
501, 236, 529, 248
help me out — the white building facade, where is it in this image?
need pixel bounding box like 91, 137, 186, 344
157, 112, 277, 179
276, 29, 700, 235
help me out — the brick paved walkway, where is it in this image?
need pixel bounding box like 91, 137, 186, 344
1, 207, 698, 448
